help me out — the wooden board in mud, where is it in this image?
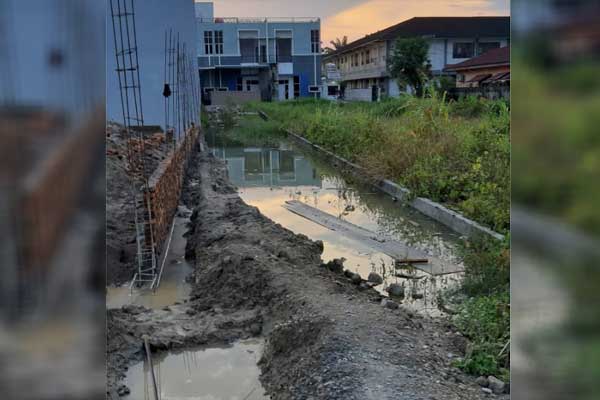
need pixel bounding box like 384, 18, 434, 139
283, 200, 463, 275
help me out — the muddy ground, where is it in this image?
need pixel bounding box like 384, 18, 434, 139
106, 122, 171, 285
107, 138, 506, 399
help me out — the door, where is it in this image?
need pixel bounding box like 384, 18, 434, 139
371, 85, 379, 102
278, 79, 290, 101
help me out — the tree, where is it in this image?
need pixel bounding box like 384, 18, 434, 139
323, 36, 348, 54
388, 37, 432, 97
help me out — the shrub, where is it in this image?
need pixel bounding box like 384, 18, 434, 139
460, 236, 509, 297
453, 291, 510, 380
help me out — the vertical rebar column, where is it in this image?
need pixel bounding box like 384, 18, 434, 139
110, 0, 157, 287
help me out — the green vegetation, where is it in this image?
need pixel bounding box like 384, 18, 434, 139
248, 92, 510, 234
512, 56, 600, 237
451, 236, 510, 379
512, 45, 600, 398
453, 290, 510, 380
388, 37, 432, 97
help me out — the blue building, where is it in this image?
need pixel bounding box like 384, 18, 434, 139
107, 0, 199, 130
195, 2, 322, 103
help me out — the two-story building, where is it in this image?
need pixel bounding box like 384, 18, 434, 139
196, 2, 322, 104
322, 16, 510, 100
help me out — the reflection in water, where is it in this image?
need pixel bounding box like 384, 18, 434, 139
208, 134, 465, 316
212, 145, 321, 188
126, 339, 268, 400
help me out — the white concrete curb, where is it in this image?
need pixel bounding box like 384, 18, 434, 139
287, 130, 505, 242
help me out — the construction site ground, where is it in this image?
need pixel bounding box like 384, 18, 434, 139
107, 136, 508, 400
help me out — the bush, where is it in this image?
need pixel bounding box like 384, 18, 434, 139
460, 236, 509, 297
451, 235, 509, 380
453, 291, 510, 380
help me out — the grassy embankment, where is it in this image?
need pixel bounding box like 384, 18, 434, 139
512, 51, 600, 396
239, 93, 511, 380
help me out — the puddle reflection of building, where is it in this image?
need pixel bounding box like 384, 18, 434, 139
214, 146, 322, 188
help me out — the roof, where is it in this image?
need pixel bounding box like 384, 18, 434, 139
445, 46, 510, 71
323, 16, 510, 58
467, 73, 492, 83
485, 71, 510, 82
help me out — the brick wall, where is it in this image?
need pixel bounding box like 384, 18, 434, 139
18, 111, 103, 275
144, 126, 200, 255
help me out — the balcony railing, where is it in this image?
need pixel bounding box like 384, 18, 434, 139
199, 54, 278, 67
198, 17, 320, 24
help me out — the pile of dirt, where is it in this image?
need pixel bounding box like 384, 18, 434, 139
107, 140, 507, 399
106, 121, 170, 285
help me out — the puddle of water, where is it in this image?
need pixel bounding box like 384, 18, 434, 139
208, 133, 465, 316
107, 215, 193, 310
125, 338, 269, 400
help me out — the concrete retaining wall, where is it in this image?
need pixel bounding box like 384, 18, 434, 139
210, 91, 260, 106
287, 130, 504, 241
145, 127, 200, 254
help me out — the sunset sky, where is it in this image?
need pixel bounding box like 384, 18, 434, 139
207, 0, 510, 45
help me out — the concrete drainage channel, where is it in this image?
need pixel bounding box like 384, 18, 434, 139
287, 130, 504, 242
207, 129, 467, 316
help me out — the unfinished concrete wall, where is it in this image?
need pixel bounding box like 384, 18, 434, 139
144, 127, 200, 255
210, 91, 261, 106
345, 88, 373, 102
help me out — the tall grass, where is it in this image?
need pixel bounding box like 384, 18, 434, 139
250, 92, 510, 233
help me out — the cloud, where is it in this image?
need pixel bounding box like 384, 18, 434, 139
323, 0, 509, 44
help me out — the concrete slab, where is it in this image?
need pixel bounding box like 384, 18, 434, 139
283, 200, 463, 275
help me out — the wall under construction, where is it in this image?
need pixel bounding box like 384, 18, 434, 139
144, 127, 200, 257
1, 108, 104, 315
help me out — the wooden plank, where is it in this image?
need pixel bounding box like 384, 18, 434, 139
283, 200, 463, 275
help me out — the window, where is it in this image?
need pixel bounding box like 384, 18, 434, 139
293, 76, 300, 98
239, 31, 259, 63
214, 30, 223, 54
236, 77, 243, 91
308, 85, 320, 93
276, 31, 293, 62
365, 50, 370, 64
204, 31, 213, 54
260, 44, 267, 63
453, 42, 474, 59
311, 29, 320, 53
477, 42, 500, 55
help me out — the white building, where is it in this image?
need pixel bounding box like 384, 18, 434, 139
323, 17, 510, 100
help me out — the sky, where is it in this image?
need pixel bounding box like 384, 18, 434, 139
207, 0, 510, 45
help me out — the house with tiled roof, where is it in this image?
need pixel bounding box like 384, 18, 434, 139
444, 46, 510, 88
322, 16, 510, 100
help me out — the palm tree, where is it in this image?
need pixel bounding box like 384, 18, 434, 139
323, 36, 348, 54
